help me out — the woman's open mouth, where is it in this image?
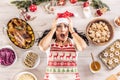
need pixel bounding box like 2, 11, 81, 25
60, 34, 65, 38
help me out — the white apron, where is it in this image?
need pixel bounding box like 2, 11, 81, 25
44, 42, 80, 80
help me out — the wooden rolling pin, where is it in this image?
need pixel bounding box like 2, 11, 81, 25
106, 72, 120, 80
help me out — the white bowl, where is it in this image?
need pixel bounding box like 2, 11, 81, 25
14, 71, 37, 80
114, 16, 120, 27
0, 45, 17, 68
22, 50, 40, 69
89, 61, 101, 73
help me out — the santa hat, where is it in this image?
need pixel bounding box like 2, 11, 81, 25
56, 11, 74, 25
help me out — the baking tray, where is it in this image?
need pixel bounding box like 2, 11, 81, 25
99, 39, 120, 70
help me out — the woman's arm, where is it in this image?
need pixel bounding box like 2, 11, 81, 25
69, 19, 87, 51
39, 19, 57, 52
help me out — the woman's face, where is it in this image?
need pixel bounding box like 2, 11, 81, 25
56, 23, 69, 42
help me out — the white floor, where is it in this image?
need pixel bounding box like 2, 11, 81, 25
0, 0, 120, 80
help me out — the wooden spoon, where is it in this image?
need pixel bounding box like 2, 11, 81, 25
91, 53, 98, 70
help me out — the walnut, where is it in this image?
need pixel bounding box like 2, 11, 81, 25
88, 21, 111, 44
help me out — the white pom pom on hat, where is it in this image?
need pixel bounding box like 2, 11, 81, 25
56, 18, 69, 25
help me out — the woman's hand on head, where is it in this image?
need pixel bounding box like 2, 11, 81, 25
51, 18, 57, 32
68, 17, 74, 33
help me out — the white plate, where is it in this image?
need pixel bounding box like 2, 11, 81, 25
14, 71, 37, 80
22, 50, 40, 69
0, 45, 17, 68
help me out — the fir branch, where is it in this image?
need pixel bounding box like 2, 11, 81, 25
11, 1, 31, 10
11, 0, 51, 11
91, 0, 110, 11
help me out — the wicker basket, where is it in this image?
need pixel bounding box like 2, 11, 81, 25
86, 18, 114, 46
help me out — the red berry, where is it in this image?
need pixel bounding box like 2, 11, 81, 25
96, 9, 103, 16
29, 4, 37, 12
83, 1, 89, 7
26, 15, 31, 20
69, 0, 78, 4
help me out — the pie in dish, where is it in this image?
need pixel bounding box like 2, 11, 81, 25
7, 18, 35, 49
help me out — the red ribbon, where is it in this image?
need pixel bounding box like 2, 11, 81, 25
57, 11, 74, 18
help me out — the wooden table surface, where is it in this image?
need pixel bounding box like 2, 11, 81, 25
0, 0, 120, 80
